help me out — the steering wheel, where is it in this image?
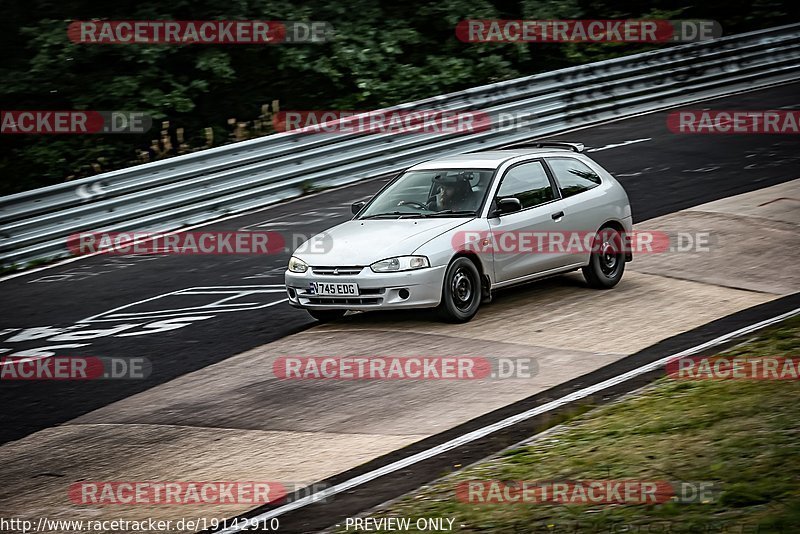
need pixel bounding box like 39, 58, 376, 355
397, 200, 429, 210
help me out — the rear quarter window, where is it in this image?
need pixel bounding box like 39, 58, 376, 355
547, 157, 602, 198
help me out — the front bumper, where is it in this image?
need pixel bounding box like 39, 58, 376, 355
285, 265, 447, 310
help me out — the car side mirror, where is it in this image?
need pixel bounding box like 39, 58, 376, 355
495, 197, 522, 215
351, 201, 366, 215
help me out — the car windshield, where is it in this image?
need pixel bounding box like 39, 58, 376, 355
359, 169, 494, 218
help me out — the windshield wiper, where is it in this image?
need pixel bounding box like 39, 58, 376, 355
360, 212, 424, 219
360, 212, 403, 219
421, 210, 477, 217
361, 208, 475, 220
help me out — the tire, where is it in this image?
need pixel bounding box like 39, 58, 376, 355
582, 227, 625, 289
437, 257, 482, 323
307, 309, 347, 323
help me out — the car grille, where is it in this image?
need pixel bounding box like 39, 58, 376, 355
312, 266, 364, 275
305, 297, 383, 305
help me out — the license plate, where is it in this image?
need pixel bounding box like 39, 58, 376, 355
309, 282, 359, 297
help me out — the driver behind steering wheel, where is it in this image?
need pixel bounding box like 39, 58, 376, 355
427, 174, 474, 212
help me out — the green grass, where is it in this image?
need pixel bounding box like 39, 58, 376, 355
0, 253, 70, 275
340, 316, 800, 533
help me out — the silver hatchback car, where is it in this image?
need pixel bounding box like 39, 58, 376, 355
286, 142, 632, 323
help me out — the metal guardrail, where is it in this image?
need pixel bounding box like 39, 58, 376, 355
2, 23, 799, 268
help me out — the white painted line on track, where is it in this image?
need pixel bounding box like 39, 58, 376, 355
78, 285, 288, 323
218, 306, 800, 533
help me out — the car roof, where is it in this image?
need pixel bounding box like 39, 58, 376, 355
408, 149, 582, 170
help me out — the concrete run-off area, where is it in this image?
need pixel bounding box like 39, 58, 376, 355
0, 180, 797, 530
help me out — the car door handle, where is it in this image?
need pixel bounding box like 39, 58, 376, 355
551, 211, 565, 220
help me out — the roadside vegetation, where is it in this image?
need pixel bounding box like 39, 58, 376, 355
2, 0, 799, 195
341, 315, 800, 533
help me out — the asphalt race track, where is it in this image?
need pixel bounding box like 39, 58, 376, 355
1, 82, 798, 448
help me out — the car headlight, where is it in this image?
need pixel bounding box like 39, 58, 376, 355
288, 256, 308, 273
370, 255, 430, 273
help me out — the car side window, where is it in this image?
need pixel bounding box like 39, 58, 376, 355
496, 161, 554, 209
547, 157, 601, 198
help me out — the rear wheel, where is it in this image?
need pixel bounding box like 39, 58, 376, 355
307, 309, 347, 323
582, 227, 625, 289
437, 257, 482, 323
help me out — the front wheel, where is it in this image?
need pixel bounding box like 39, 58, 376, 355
437, 257, 482, 323
307, 309, 347, 323
582, 227, 625, 289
